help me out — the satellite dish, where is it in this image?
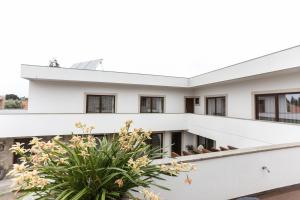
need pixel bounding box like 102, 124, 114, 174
71, 59, 103, 70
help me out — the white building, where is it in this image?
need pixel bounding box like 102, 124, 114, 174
1, 46, 300, 199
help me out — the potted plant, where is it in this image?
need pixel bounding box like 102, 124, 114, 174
8, 120, 195, 200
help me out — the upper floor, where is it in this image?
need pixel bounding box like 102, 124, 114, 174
1, 46, 300, 143
24, 65, 300, 125
20, 46, 300, 124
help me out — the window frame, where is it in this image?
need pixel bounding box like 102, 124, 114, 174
255, 92, 300, 123
140, 96, 165, 113
205, 96, 226, 116
86, 95, 116, 113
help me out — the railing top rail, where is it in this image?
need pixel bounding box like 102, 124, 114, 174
154, 142, 300, 165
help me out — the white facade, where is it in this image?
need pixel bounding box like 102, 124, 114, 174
0, 46, 296, 147
1, 46, 300, 198
0, 46, 295, 147
28, 81, 193, 114
193, 69, 300, 119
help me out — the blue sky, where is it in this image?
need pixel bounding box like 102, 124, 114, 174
0, 0, 300, 96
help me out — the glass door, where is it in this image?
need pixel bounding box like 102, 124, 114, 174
171, 132, 182, 155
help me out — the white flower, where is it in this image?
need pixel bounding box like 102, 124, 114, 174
160, 160, 196, 175
141, 188, 160, 200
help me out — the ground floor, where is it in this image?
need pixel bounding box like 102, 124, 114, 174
0, 131, 222, 180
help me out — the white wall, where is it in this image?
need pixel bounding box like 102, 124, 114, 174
28, 80, 193, 113
22, 65, 189, 88
163, 132, 172, 157
182, 131, 197, 151
152, 143, 300, 200
3, 112, 300, 148
194, 70, 300, 119
0, 113, 188, 138
190, 45, 300, 86
188, 114, 300, 148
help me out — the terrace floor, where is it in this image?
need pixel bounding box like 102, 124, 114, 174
256, 184, 300, 200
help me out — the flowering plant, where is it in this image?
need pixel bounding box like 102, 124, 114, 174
9, 121, 195, 200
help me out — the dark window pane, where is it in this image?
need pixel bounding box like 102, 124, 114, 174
141, 97, 151, 113
101, 96, 115, 113
207, 98, 215, 115
152, 97, 164, 113
216, 97, 225, 116
146, 133, 163, 159
197, 136, 215, 149
279, 93, 300, 123
87, 96, 100, 113
258, 100, 265, 113
146, 133, 162, 149
257, 95, 276, 121
171, 132, 182, 155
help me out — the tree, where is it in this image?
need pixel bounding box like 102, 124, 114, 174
4, 99, 22, 109
5, 94, 20, 100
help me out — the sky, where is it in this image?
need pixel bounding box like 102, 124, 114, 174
0, 0, 300, 97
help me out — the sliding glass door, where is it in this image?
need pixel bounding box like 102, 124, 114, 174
255, 92, 300, 124
206, 96, 226, 116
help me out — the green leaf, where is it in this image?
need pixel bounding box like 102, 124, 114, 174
60, 190, 75, 200
55, 189, 71, 200
101, 190, 106, 200
70, 187, 88, 200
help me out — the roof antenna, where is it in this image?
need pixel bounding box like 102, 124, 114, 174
49, 58, 60, 68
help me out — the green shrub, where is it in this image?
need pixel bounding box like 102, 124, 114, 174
9, 121, 195, 200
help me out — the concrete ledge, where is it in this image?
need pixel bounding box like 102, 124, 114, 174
154, 142, 300, 164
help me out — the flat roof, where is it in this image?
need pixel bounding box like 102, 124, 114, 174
21, 45, 300, 88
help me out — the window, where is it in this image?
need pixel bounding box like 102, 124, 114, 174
195, 98, 200, 105
255, 92, 300, 124
146, 132, 163, 158
140, 97, 164, 113
206, 96, 226, 116
86, 95, 115, 113
197, 136, 215, 150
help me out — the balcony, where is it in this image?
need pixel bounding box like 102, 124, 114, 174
1, 113, 300, 149
0, 113, 187, 138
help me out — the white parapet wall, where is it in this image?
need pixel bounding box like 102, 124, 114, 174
152, 143, 300, 200
0, 113, 187, 138
1, 113, 300, 149
187, 114, 300, 148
